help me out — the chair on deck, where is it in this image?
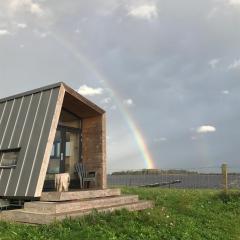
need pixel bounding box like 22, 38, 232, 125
75, 163, 97, 189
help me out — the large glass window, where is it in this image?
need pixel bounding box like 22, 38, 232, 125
45, 109, 82, 186
46, 130, 61, 176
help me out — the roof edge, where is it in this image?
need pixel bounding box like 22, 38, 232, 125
0, 82, 63, 103
0, 82, 105, 114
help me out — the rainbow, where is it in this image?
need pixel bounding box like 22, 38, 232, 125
119, 107, 155, 169
49, 32, 155, 169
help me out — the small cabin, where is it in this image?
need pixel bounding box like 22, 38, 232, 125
0, 82, 106, 199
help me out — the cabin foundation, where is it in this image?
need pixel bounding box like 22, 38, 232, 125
0, 189, 153, 224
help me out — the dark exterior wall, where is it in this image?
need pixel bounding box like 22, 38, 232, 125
0, 82, 106, 198
0, 87, 61, 198
82, 114, 107, 189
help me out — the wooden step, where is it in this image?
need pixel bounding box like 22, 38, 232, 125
40, 189, 121, 202
24, 195, 139, 214
0, 201, 154, 225
56, 201, 154, 222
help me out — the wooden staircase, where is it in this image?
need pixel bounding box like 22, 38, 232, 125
0, 189, 153, 224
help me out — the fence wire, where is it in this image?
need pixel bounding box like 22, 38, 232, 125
107, 166, 240, 189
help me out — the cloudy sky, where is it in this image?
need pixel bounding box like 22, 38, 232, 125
0, 0, 240, 172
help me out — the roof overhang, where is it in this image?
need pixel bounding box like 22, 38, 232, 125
62, 83, 105, 118
0, 82, 105, 117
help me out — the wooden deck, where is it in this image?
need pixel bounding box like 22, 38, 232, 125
0, 189, 153, 224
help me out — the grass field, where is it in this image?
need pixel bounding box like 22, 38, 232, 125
0, 188, 240, 240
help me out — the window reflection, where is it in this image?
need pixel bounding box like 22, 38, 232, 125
0, 151, 19, 167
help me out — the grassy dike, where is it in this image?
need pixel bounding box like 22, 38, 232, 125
0, 188, 240, 240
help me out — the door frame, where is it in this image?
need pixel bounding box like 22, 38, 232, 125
58, 125, 82, 173
43, 125, 82, 191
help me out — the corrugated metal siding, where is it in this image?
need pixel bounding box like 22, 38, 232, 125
0, 87, 60, 198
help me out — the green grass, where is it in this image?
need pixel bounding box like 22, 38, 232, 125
1, 188, 240, 240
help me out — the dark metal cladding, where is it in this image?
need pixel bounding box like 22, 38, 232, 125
0, 98, 23, 196
6, 93, 41, 197
0, 101, 14, 146
26, 89, 60, 196
0, 86, 61, 198
15, 91, 51, 197
0, 82, 62, 103
0, 103, 5, 126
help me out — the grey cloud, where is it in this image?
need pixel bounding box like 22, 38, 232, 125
1, 0, 240, 171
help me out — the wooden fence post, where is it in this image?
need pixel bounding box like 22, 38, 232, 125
221, 164, 228, 193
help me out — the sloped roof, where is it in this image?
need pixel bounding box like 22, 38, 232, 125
0, 82, 104, 198
0, 82, 105, 116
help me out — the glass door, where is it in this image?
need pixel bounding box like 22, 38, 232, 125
64, 129, 81, 184
44, 126, 81, 190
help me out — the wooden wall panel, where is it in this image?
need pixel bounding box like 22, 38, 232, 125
82, 114, 106, 189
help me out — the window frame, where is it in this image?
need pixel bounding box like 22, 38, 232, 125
0, 148, 21, 169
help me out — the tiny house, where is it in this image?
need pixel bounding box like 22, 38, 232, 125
0, 82, 106, 199
0, 82, 153, 224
